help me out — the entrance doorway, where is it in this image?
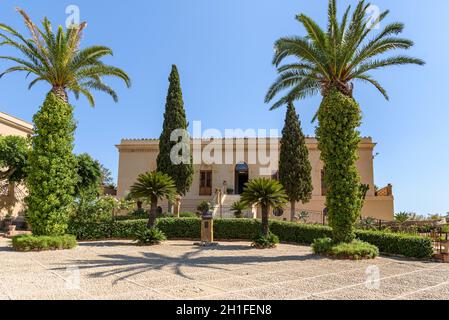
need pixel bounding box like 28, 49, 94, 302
199, 170, 212, 196
235, 163, 249, 195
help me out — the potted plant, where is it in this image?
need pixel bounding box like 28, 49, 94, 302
297, 211, 310, 224
196, 201, 211, 217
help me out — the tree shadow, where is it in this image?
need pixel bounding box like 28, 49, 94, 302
0, 244, 14, 252
52, 242, 321, 283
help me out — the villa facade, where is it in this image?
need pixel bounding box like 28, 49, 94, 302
116, 137, 395, 222
0, 112, 33, 219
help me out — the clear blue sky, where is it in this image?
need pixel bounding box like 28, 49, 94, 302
0, 0, 447, 215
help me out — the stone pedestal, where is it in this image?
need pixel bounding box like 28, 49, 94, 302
195, 211, 218, 247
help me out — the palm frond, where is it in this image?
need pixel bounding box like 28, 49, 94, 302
265, 69, 319, 103
353, 74, 389, 100
266, 0, 423, 106
349, 55, 425, 79
273, 36, 328, 78
269, 78, 320, 110
81, 80, 119, 102
0, 8, 130, 106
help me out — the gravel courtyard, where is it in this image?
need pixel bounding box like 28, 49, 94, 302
1, 237, 448, 300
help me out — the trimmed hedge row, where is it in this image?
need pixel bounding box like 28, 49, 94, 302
12, 234, 77, 252
355, 229, 434, 259
68, 218, 433, 259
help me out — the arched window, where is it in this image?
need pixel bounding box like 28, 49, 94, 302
273, 208, 284, 217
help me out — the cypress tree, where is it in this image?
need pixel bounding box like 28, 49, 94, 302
157, 65, 193, 212
279, 102, 313, 221
26, 93, 77, 236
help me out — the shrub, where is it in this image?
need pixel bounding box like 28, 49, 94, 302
269, 220, 332, 244
196, 201, 211, 215
312, 238, 379, 260
130, 209, 148, 219
357, 217, 378, 230
179, 212, 197, 218
134, 228, 166, 246
67, 196, 117, 240
215, 219, 260, 240
12, 234, 77, 252
156, 218, 200, 239
356, 230, 434, 259
26, 93, 77, 236
252, 232, 280, 249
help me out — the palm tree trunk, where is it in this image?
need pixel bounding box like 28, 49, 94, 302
290, 200, 296, 222
261, 205, 269, 237
51, 86, 69, 103
148, 196, 158, 228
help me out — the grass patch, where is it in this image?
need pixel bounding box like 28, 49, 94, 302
12, 234, 77, 252
312, 238, 379, 260
134, 228, 167, 246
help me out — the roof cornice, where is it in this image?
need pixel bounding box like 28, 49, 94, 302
0, 112, 33, 135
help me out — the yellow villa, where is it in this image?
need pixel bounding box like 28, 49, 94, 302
116, 137, 394, 222
0, 112, 33, 220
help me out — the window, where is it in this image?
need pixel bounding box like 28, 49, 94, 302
199, 171, 212, 196
321, 170, 327, 196
273, 208, 284, 217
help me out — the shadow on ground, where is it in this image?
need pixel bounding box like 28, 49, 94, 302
52, 242, 322, 282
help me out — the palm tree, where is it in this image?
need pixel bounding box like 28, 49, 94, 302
129, 171, 177, 228
265, 0, 423, 109
241, 178, 288, 237
230, 201, 248, 218
394, 211, 411, 223
265, 0, 423, 243
0, 8, 130, 105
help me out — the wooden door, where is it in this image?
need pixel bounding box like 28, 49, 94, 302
199, 171, 212, 196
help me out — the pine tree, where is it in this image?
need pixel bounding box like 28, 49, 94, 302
279, 102, 313, 221
157, 65, 193, 213
26, 93, 77, 236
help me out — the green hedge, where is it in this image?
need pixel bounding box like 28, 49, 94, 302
270, 220, 333, 244
156, 218, 200, 238
355, 230, 434, 259
68, 218, 433, 259
12, 234, 77, 252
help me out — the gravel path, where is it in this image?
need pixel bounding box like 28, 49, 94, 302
0, 238, 448, 300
